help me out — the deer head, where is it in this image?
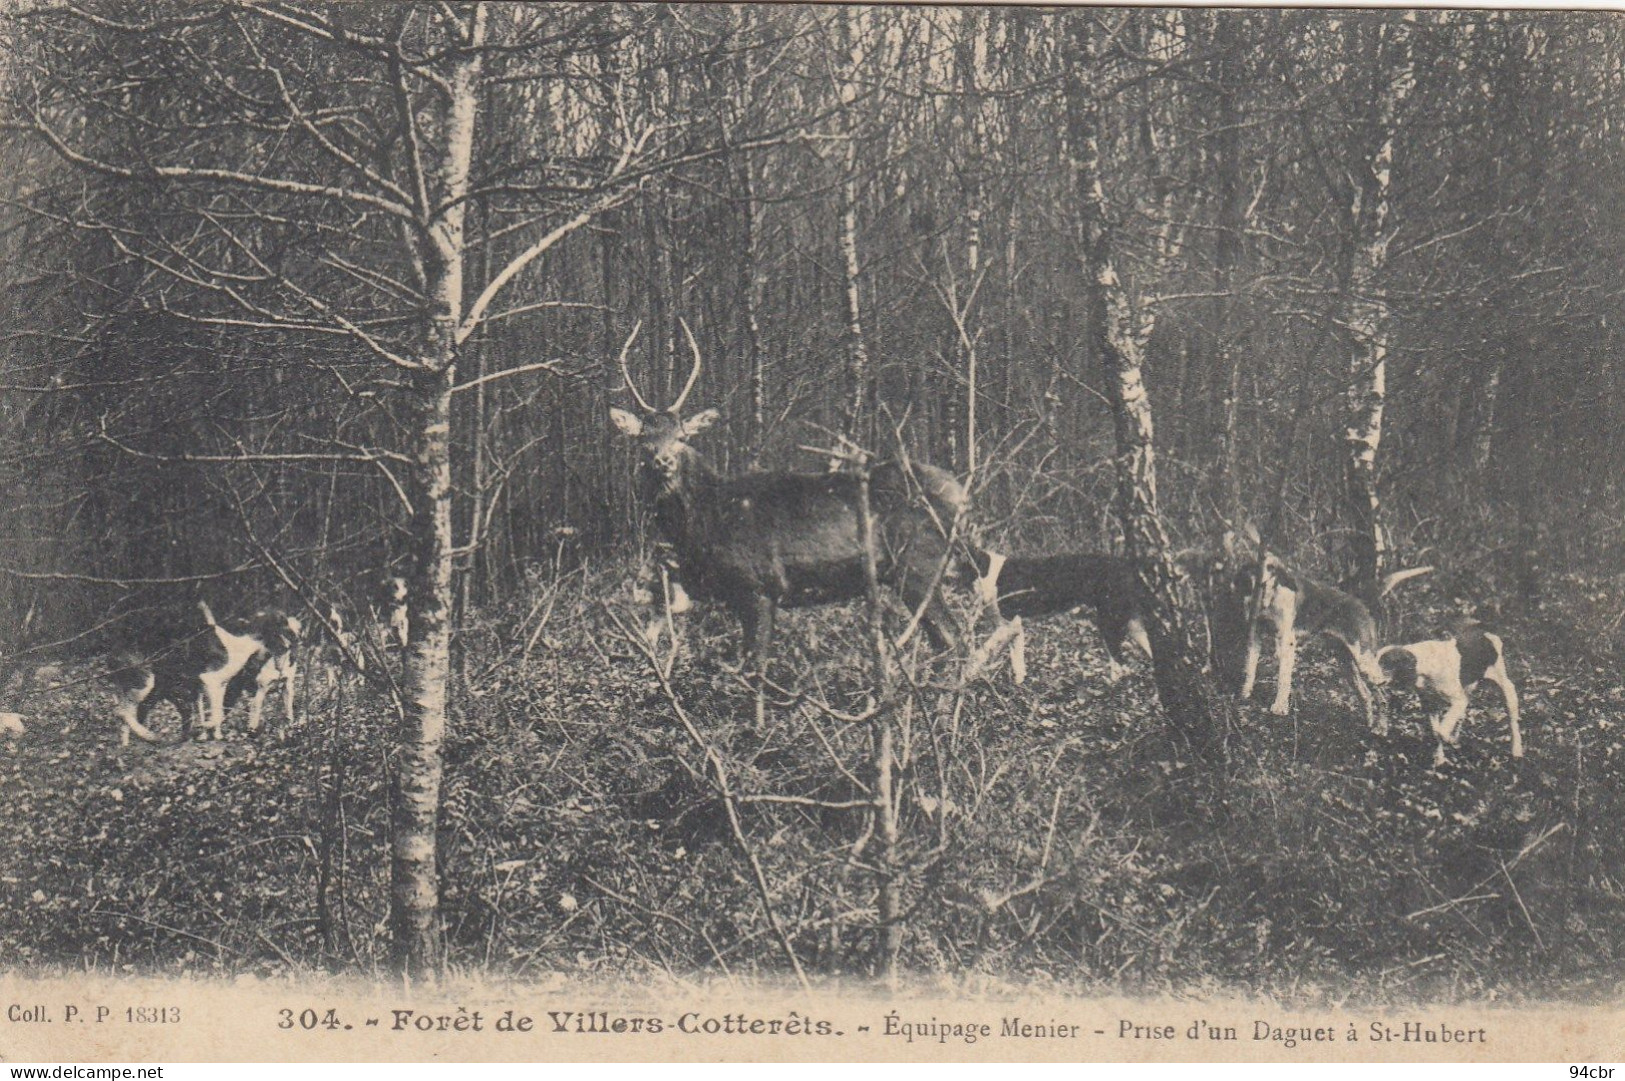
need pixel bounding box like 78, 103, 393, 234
608, 320, 719, 489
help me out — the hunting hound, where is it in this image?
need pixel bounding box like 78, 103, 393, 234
109, 602, 302, 745
969, 549, 1153, 685
1375, 623, 1522, 766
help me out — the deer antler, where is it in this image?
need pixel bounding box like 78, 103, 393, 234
616, 320, 654, 414
672, 317, 703, 413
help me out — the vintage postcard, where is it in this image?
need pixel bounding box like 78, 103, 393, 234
0, 1, 1621, 1065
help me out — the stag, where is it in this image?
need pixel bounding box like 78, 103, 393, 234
609, 321, 965, 673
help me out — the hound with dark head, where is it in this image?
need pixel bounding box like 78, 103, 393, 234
631, 543, 692, 648
1376, 623, 1522, 766
307, 604, 366, 697
109, 602, 302, 745
1237, 550, 1431, 729
609, 321, 965, 672
969, 549, 1153, 685
220, 605, 302, 734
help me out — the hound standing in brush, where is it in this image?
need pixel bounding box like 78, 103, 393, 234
968, 549, 1153, 685
1376, 622, 1523, 766
109, 602, 302, 745
1237, 550, 1433, 729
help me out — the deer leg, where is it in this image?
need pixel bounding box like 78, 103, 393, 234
1096, 613, 1131, 685
919, 598, 960, 654
735, 594, 774, 729
738, 594, 775, 678
896, 553, 959, 654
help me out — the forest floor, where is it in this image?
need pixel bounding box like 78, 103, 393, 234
1, 559, 1623, 1004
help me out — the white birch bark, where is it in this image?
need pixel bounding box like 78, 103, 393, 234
391, 1, 487, 978
1344, 14, 1414, 609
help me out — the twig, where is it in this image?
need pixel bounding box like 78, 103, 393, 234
1500, 858, 1544, 950
979, 787, 1068, 912
1404, 821, 1567, 922
605, 606, 810, 990
582, 874, 728, 980
98, 910, 244, 957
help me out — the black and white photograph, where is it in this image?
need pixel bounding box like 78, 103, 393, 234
0, 1, 1621, 1064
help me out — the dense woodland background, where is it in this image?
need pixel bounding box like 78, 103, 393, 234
1, 4, 1624, 993
2, 4, 1621, 631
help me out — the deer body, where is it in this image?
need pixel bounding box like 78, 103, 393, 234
634, 425, 960, 663
611, 321, 961, 669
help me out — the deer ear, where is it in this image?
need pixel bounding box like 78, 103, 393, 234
682, 408, 720, 437
609, 407, 644, 437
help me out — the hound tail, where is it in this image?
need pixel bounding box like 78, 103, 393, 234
1379, 566, 1434, 598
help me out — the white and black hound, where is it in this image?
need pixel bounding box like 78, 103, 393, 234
631, 543, 692, 648
1237, 550, 1431, 729
380, 575, 409, 652
1376, 623, 1522, 766
109, 602, 303, 745
969, 549, 1153, 685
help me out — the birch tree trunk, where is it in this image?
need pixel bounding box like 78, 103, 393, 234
12, 0, 673, 976
392, 3, 485, 976
395, 367, 456, 976
1065, 15, 1230, 756
836, 8, 872, 450
1342, 15, 1414, 612
1209, 12, 1248, 523
729, 8, 769, 449
956, 9, 986, 477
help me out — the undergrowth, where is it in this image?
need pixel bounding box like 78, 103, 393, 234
2, 558, 1623, 1004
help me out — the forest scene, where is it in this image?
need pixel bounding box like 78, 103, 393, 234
0, 3, 1623, 1002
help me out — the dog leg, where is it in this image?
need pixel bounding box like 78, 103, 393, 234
1010, 617, 1027, 685
248, 679, 268, 736
1429, 694, 1468, 765
113, 670, 161, 746
641, 618, 665, 650
115, 702, 161, 745
1341, 645, 1381, 734
1096, 616, 1130, 685
959, 615, 1024, 688
1269, 626, 1296, 716
199, 673, 228, 740
1239, 621, 1262, 699
1485, 652, 1522, 759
